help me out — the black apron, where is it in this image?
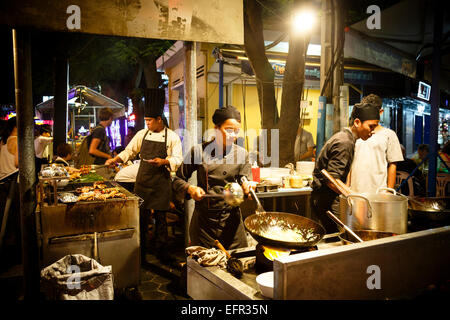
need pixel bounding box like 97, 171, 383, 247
134, 128, 172, 211
189, 144, 249, 250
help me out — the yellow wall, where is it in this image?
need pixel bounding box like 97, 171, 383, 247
177, 43, 321, 150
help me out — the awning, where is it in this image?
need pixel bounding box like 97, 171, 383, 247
36, 85, 125, 118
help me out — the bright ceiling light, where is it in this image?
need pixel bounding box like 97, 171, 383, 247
292, 10, 316, 33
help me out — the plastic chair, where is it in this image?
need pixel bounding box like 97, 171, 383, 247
396, 171, 414, 196
436, 173, 450, 197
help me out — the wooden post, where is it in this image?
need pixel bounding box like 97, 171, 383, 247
53, 53, 68, 154
12, 28, 40, 299
183, 41, 198, 247
428, 2, 443, 197
183, 41, 198, 150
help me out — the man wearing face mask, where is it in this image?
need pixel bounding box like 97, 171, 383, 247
172, 106, 252, 250
106, 88, 183, 264
310, 102, 380, 233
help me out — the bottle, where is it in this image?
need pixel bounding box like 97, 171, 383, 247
251, 161, 260, 183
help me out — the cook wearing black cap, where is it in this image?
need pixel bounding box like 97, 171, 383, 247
106, 88, 183, 264
172, 106, 253, 250
310, 102, 380, 233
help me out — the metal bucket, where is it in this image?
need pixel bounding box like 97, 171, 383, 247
339, 187, 408, 234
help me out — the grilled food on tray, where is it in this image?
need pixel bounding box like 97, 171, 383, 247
71, 183, 127, 202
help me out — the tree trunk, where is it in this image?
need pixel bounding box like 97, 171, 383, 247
332, 0, 345, 133
140, 54, 160, 88
279, 29, 309, 167
243, 0, 278, 130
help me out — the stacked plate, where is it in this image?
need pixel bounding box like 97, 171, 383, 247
296, 161, 315, 176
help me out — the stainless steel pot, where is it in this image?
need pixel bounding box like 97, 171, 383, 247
339, 187, 408, 234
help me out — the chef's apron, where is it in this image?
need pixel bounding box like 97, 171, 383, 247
134, 127, 171, 211
189, 148, 248, 250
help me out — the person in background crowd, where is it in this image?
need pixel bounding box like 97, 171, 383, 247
438, 141, 450, 173
34, 124, 53, 172
124, 126, 136, 147
294, 124, 315, 162
412, 144, 431, 174
113, 146, 125, 158
349, 94, 403, 193
172, 106, 253, 250
311, 102, 380, 233
88, 107, 114, 165
54, 143, 73, 166
0, 117, 20, 268
106, 89, 183, 264
0, 117, 18, 180
396, 144, 426, 196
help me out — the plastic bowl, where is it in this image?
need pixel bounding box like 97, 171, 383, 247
57, 179, 70, 187
256, 271, 274, 298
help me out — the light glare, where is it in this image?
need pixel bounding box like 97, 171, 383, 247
292, 10, 316, 33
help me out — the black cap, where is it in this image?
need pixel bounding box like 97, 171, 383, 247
144, 88, 165, 118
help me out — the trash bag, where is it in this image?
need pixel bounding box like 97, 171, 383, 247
40, 254, 114, 300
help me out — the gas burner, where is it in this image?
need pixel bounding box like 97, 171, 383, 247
255, 244, 318, 274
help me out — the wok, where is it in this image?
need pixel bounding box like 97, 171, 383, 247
408, 197, 450, 222
244, 212, 325, 249
339, 229, 396, 245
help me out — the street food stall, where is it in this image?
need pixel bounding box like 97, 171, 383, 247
187, 226, 450, 299
35, 85, 126, 152
35, 164, 142, 289
187, 180, 450, 300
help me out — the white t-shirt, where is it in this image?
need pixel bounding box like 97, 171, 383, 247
294, 129, 315, 161
34, 136, 53, 159
114, 161, 140, 183
117, 127, 183, 172
350, 127, 403, 193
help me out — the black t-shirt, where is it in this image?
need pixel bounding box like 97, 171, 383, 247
88, 126, 111, 165
312, 128, 356, 194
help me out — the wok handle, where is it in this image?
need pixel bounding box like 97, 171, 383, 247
326, 211, 364, 243
214, 239, 231, 259
93, 232, 99, 261
321, 169, 350, 197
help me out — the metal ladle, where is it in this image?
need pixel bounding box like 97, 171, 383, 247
202, 182, 245, 207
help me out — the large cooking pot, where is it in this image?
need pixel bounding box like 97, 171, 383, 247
244, 212, 325, 249
339, 187, 408, 234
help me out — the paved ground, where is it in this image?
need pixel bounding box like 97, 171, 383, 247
0, 216, 192, 301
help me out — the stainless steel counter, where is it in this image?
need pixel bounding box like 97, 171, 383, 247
187, 226, 450, 300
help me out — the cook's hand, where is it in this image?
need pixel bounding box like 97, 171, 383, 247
105, 158, 116, 166
242, 180, 257, 198
145, 157, 169, 167
188, 185, 206, 201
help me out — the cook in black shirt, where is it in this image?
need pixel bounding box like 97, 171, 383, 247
311, 102, 380, 233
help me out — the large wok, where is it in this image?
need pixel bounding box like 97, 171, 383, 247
244, 212, 325, 249
241, 176, 325, 249
408, 197, 450, 223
